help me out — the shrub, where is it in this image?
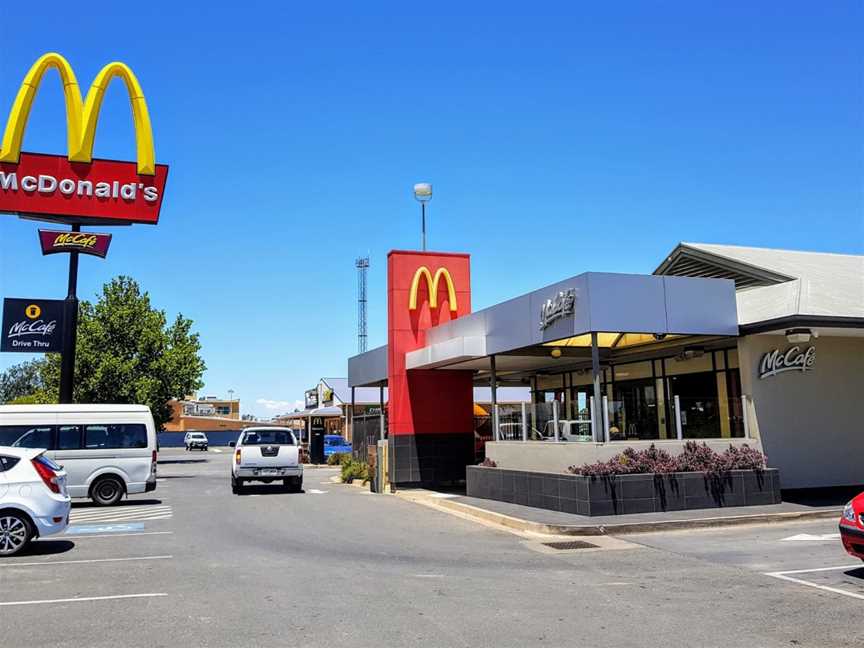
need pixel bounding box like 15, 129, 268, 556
569, 443, 766, 476
720, 444, 767, 471
327, 452, 352, 466
341, 459, 369, 483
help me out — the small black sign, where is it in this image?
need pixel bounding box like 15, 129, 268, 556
1, 298, 65, 353
305, 389, 319, 409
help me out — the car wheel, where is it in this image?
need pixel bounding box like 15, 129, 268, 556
91, 476, 124, 506
232, 475, 244, 494
0, 512, 33, 557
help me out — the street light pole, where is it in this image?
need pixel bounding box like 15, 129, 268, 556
413, 182, 432, 252
421, 201, 426, 252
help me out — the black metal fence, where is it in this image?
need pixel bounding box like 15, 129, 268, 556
352, 413, 387, 462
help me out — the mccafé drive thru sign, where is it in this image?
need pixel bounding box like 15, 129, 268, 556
1, 298, 65, 353
0, 52, 168, 224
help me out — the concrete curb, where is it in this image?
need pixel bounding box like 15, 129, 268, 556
397, 493, 842, 536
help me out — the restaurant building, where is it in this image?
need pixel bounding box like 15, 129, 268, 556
348, 243, 863, 490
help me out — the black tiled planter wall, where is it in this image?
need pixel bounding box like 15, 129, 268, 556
466, 466, 781, 516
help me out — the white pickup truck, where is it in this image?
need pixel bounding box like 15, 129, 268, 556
230, 427, 303, 494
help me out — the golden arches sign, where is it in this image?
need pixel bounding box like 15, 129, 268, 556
0, 52, 155, 175
408, 266, 458, 313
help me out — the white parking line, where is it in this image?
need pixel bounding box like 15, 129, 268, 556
212, 448, 223, 453
63, 531, 174, 540
765, 565, 864, 601
0, 593, 168, 607
70, 505, 173, 524
0, 555, 172, 568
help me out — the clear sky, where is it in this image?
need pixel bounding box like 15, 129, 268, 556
1, 2, 862, 417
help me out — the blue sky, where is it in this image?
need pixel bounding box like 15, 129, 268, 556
1, 2, 862, 417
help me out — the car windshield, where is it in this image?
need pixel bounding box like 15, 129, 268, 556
326, 437, 346, 446
242, 430, 294, 445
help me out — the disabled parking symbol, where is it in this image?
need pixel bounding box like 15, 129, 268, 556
65, 523, 145, 535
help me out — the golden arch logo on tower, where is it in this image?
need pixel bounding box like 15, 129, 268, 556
408, 266, 458, 312
0, 52, 155, 175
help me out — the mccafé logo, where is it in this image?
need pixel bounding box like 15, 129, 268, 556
759, 345, 816, 379
55, 233, 97, 249
408, 266, 458, 312
0, 52, 155, 175
38, 229, 112, 258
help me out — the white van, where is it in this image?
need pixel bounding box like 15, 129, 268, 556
0, 404, 157, 506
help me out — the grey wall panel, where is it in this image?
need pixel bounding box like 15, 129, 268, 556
425, 310, 487, 346
739, 335, 864, 488
664, 276, 738, 335
348, 344, 388, 387
586, 273, 668, 334
485, 294, 534, 355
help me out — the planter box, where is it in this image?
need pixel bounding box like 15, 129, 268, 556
466, 466, 781, 516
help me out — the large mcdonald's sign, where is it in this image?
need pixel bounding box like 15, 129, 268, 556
0, 53, 168, 225
408, 266, 458, 312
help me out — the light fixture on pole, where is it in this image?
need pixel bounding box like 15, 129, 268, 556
413, 182, 432, 251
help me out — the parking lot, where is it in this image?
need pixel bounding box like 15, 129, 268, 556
1, 448, 862, 648
630, 517, 864, 601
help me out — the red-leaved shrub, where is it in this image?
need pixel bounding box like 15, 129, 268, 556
569, 442, 766, 476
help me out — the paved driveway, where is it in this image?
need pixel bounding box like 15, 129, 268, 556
0, 448, 860, 648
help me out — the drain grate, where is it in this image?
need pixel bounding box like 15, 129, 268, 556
541, 540, 598, 550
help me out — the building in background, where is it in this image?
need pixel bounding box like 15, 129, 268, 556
164, 394, 244, 432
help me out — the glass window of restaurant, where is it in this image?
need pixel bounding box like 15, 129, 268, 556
531, 348, 743, 441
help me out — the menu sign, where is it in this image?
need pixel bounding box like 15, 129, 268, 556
1, 298, 65, 353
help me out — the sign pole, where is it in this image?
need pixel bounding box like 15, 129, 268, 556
58, 224, 80, 403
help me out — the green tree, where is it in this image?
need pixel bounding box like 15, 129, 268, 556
40, 276, 206, 429
0, 359, 50, 404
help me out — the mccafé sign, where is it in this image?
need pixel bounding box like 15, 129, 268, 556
39, 229, 112, 258
1, 298, 65, 353
759, 345, 816, 380
0, 53, 168, 225
408, 266, 458, 312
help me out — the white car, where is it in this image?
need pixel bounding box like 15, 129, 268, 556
0, 404, 158, 507
184, 432, 208, 451
230, 427, 302, 494
0, 447, 71, 556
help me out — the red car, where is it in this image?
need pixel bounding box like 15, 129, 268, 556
839, 493, 864, 561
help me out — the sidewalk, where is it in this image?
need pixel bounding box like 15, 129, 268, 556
394, 490, 843, 536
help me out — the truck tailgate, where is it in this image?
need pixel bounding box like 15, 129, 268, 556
240, 445, 299, 468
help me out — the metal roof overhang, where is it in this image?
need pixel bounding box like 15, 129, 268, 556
349, 272, 739, 386
405, 272, 738, 371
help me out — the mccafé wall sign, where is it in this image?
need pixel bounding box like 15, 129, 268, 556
0, 53, 168, 225
759, 345, 816, 380
39, 229, 112, 258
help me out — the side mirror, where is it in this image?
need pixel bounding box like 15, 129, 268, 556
229, 441, 236, 448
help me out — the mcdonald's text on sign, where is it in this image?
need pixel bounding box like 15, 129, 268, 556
0, 53, 167, 225
39, 229, 112, 258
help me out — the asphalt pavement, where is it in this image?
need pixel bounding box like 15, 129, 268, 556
0, 448, 861, 648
